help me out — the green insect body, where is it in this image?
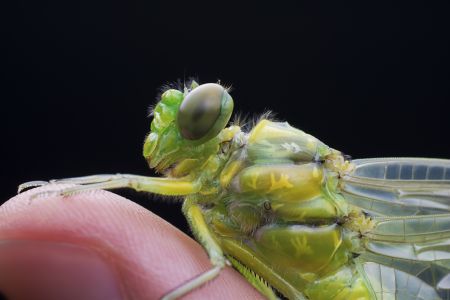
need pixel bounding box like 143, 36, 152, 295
21, 82, 450, 300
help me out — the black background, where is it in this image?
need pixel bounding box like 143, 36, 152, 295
1, 1, 449, 234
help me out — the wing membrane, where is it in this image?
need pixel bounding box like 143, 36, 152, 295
356, 253, 447, 300
368, 215, 450, 243
341, 158, 450, 216
340, 158, 450, 299
358, 217, 450, 299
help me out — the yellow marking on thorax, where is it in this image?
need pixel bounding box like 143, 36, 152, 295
270, 234, 282, 250
268, 173, 294, 192
291, 235, 313, 256
248, 174, 258, 190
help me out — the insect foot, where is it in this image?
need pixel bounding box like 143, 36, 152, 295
17, 180, 49, 194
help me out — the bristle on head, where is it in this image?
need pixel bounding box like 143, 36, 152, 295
255, 110, 277, 124
231, 112, 249, 127
147, 103, 156, 117
218, 80, 233, 93
150, 77, 201, 118
232, 110, 278, 131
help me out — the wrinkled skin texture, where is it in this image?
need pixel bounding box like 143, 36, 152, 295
0, 185, 264, 300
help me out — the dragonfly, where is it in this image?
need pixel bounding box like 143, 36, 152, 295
19, 81, 450, 300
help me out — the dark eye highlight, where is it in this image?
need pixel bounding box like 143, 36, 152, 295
177, 83, 223, 140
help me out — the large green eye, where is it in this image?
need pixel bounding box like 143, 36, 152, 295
177, 83, 233, 141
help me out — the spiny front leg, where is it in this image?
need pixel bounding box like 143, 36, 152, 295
18, 174, 200, 199
17, 174, 125, 193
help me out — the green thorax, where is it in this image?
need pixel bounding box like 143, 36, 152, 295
195, 119, 370, 298
211, 119, 354, 224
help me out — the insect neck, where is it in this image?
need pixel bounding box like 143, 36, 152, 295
185, 126, 245, 195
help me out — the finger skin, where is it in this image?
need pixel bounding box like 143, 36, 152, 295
0, 185, 265, 300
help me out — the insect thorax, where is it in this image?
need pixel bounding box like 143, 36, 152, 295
191, 119, 372, 298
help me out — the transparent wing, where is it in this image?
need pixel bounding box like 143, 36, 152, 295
340, 158, 450, 299
355, 253, 449, 300
341, 157, 450, 216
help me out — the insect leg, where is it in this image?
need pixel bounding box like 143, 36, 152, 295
161, 265, 222, 300
160, 199, 227, 300
17, 181, 50, 193
18, 174, 127, 193
182, 198, 226, 266
50, 174, 126, 184
22, 174, 200, 198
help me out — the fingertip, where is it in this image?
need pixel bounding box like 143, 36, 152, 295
0, 185, 264, 299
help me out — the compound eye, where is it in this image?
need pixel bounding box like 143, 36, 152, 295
177, 83, 223, 140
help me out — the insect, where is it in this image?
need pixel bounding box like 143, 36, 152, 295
19, 81, 450, 300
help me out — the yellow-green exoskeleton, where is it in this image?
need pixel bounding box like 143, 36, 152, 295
20, 82, 450, 300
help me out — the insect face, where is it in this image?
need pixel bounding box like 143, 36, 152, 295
143, 83, 234, 174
